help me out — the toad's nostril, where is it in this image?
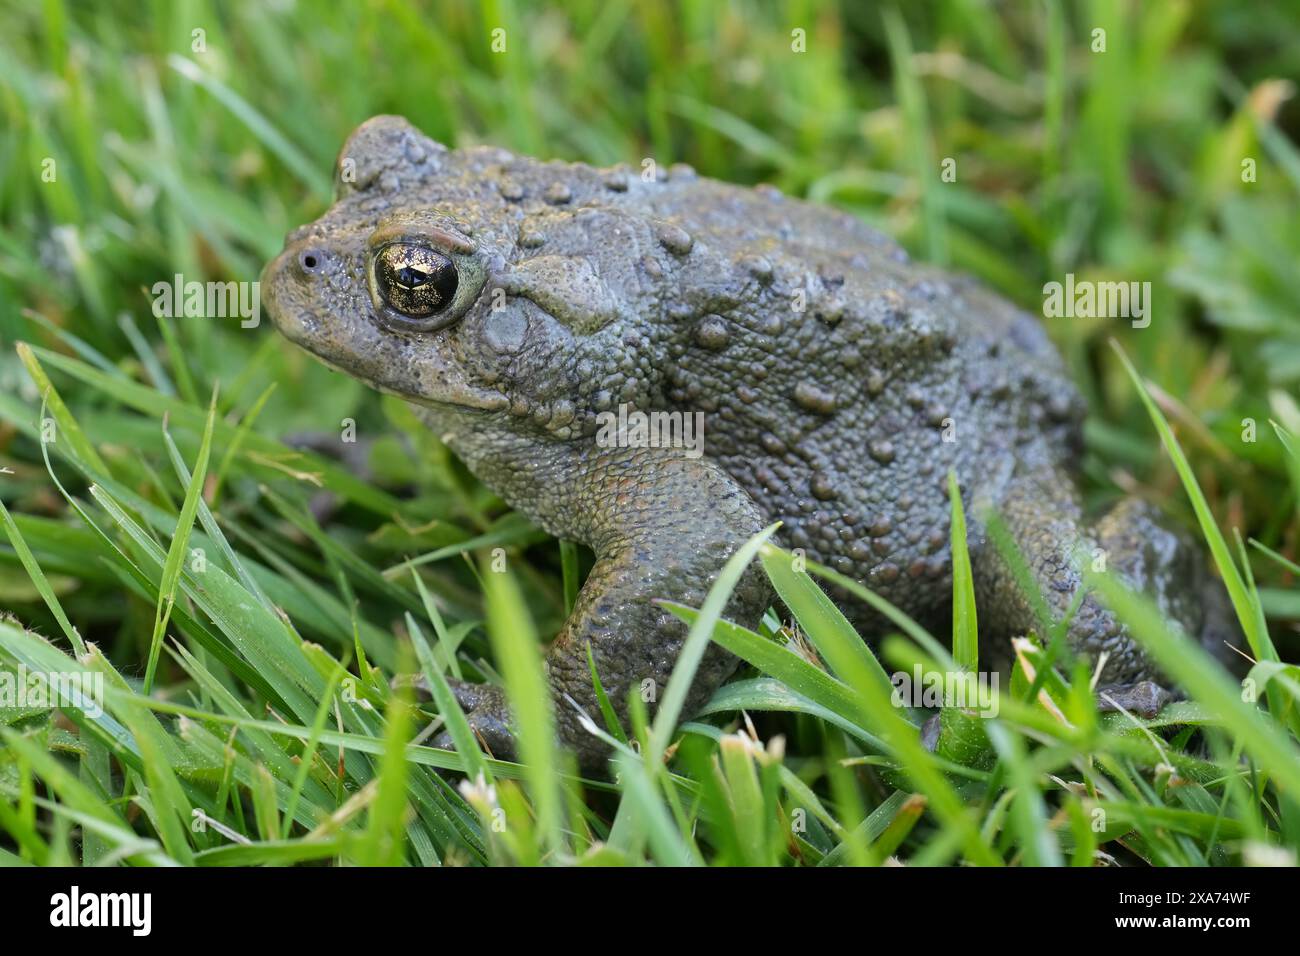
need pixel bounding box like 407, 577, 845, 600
298, 248, 324, 273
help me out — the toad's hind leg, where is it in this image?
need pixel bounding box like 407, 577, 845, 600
973, 470, 1239, 713
1090, 497, 1241, 672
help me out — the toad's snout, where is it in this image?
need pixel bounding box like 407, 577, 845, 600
260, 239, 339, 345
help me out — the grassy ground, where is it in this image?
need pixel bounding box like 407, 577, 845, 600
1, 1, 1299, 866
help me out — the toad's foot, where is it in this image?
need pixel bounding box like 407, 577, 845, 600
1095, 679, 1174, 718
426, 678, 517, 763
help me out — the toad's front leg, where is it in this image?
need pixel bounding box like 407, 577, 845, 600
437, 446, 773, 770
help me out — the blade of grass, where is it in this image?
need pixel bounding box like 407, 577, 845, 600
143, 392, 217, 692
948, 470, 978, 671
1110, 340, 1271, 663
647, 524, 779, 764
15, 342, 108, 474
481, 563, 565, 857
758, 544, 894, 695
0, 498, 85, 655
1087, 568, 1300, 798
407, 612, 490, 784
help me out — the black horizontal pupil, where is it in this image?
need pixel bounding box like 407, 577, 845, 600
395, 265, 429, 288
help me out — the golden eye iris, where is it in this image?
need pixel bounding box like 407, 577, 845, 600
374, 243, 458, 318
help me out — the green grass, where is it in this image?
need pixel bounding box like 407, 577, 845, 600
2, 1, 1300, 866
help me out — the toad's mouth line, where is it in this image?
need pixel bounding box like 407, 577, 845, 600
292, 343, 509, 414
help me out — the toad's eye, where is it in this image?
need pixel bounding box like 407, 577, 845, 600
374, 243, 459, 320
